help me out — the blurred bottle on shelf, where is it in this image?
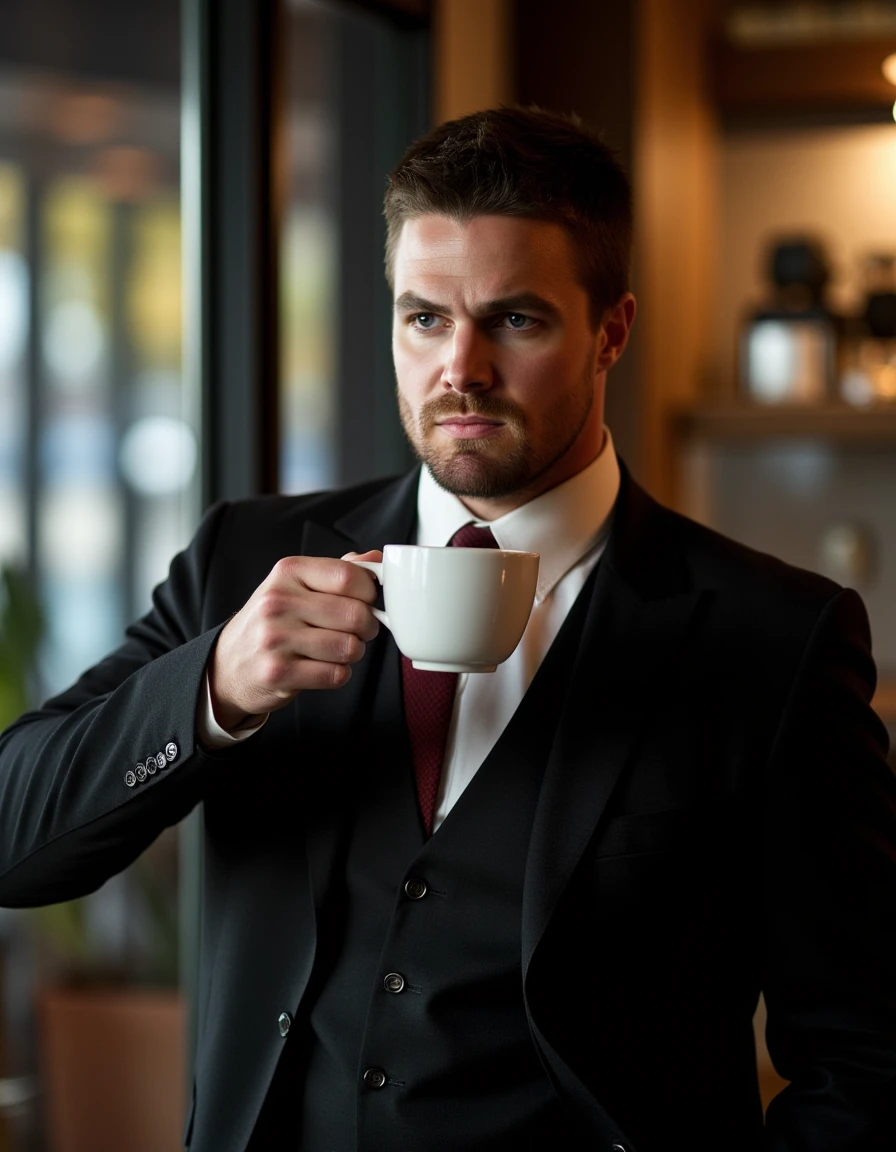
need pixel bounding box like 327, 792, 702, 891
740, 236, 840, 405
840, 253, 896, 408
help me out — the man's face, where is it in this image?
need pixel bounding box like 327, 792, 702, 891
391, 213, 632, 517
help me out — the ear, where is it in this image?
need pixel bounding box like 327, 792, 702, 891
596, 293, 636, 372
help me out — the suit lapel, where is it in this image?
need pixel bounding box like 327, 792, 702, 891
522, 473, 706, 975
296, 469, 419, 912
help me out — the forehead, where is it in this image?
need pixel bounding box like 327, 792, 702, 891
391, 213, 582, 299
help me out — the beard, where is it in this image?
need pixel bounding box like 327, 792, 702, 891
398, 364, 596, 501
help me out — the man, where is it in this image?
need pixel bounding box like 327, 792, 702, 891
1, 107, 895, 1151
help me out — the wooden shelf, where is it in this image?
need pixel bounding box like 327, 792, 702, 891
712, 35, 896, 122
672, 402, 896, 445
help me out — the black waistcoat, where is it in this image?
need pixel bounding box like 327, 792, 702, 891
250, 573, 597, 1152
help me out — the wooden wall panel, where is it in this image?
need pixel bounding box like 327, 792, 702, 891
634, 0, 719, 504
433, 0, 512, 123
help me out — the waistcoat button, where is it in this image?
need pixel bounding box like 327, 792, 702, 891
404, 877, 427, 900
277, 1011, 292, 1037
383, 972, 405, 994
363, 1067, 387, 1089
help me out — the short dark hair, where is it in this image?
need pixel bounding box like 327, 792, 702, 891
384, 106, 632, 324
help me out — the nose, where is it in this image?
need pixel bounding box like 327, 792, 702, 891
441, 326, 494, 393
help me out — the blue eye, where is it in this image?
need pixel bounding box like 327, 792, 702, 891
414, 314, 438, 329
505, 313, 533, 330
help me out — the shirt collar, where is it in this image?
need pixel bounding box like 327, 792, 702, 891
415, 428, 621, 604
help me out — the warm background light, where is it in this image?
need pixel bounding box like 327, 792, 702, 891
883, 52, 896, 86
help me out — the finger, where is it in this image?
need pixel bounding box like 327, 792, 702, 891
272, 556, 379, 603
293, 659, 354, 692
290, 620, 373, 666
342, 549, 383, 562
289, 588, 380, 642
260, 657, 354, 697
340, 550, 384, 600
251, 625, 369, 699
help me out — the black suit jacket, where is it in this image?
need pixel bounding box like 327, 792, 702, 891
1, 466, 895, 1151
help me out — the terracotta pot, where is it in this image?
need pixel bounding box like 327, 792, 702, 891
753, 993, 789, 1112
37, 987, 185, 1152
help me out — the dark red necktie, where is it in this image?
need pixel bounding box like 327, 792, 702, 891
401, 523, 498, 835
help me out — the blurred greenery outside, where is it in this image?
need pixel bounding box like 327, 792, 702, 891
0, 567, 178, 989
0, 569, 42, 735
0, 80, 188, 999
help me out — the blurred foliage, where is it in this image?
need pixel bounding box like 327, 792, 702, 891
29, 839, 180, 989
0, 565, 43, 732
0, 566, 178, 988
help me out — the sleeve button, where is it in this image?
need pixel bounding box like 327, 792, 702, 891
125, 770, 137, 788
135, 763, 147, 783
277, 1012, 292, 1038
165, 741, 178, 762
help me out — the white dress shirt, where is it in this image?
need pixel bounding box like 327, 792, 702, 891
201, 432, 621, 833
416, 430, 619, 830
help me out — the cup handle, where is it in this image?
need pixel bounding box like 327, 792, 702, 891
347, 559, 389, 629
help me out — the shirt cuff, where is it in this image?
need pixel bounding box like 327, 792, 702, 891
198, 668, 269, 748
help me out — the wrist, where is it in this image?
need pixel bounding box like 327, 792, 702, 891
207, 643, 257, 732
199, 666, 268, 750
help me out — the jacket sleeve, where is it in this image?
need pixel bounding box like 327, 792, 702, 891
0, 501, 234, 907
762, 587, 896, 1149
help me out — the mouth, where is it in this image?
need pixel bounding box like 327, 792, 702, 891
435, 415, 504, 440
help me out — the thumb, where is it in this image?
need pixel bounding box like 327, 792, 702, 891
342, 549, 383, 562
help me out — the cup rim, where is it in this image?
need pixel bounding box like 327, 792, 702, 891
382, 543, 539, 559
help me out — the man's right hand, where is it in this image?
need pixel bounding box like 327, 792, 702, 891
208, 552, 382, 731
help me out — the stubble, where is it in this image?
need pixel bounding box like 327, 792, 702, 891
397, 360, 596, 501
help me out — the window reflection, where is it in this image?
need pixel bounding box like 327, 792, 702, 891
38, 178, 123, 690
280, 0, 429, 493
280, 6, 337, 494
0, 164, 27, 566
0, 22, 185, 1146
281, 203, 337, 492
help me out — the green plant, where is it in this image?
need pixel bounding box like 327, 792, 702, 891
0, 566, 177, 988
30, 835, 180, 989
0, 565, 43, 732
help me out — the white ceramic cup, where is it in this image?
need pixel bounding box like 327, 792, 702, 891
350, 545, 539, 673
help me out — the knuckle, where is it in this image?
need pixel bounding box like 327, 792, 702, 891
258, 627, 285, 655
259, 654, 288, 688
257, 595, 285, 622
270, 557, 293, 582
346, 635, 366, 663
332, 560, 354, 592
344, 600, 369, 634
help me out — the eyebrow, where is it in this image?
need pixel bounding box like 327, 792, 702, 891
394, 290, 562, 322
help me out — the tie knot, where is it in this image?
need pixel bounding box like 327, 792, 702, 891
450, 523, 498, 549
